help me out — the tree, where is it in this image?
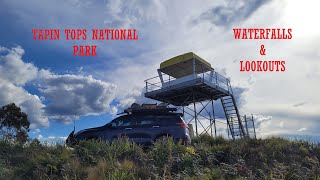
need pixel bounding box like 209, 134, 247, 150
0, 103, 30, 143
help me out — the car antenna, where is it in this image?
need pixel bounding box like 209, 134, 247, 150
73, 119, 76, 132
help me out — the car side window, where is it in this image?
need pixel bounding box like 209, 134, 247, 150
157, 115, 181, 125
140, 120, 153, 125
136, 116, 157, 126
111, 116, 133, 128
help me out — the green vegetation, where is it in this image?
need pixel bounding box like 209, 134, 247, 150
0, 135, 319, 179
0, 103, 30, 144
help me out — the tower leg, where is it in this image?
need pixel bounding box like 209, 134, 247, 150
193, 93, 198, 136
210, 114, 213, 137
212, 99, 217, 137
182, 106, 185, 121
252, 114, 257, 139
244, 115, 249, 137
193, 101, 198, 136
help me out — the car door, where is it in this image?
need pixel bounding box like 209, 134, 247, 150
130, 115, 164, 144
103, 115, 134, 141
117, 115, 136, 140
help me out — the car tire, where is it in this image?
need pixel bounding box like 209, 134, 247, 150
155, 134, 171, 143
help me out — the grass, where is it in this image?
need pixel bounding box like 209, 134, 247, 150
0, 135, 319, 179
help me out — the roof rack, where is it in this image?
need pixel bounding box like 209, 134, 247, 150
117, 103, 178, 115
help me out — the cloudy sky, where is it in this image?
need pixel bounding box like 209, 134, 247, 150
0, 0, 319, 141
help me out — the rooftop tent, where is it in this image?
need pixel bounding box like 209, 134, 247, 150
159, 52, 213, 78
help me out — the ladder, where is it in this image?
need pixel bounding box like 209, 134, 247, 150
221, 95, 247, 140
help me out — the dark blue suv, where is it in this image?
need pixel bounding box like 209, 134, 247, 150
66, 105, 191, 146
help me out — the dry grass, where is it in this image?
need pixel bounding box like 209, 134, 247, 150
0, 136, 319, 179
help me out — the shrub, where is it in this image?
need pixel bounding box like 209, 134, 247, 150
192, 134, 227, 146
150, 137, 174, 171
75, 138, 144, 166
1, 136, 320, 179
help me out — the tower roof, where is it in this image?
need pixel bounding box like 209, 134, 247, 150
159, 52, 213, 78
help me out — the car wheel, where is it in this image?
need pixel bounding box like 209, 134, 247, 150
155, 134, 172, 143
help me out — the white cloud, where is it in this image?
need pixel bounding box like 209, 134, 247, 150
59, 136, 67, 140
36, 135, 68, 143
195, 0, 271, 26
297, 128, 307, 132
0, 46, 117, 127
0, 46, 38, 86
31, 128, 41, 134
279, 121, 284, 128
39, 71, 117, 123
0, 80, 48, 128
0, 46, 49, 128
48, 136, 55, 139
0, 47, 48, 128
37, 134, 43, 139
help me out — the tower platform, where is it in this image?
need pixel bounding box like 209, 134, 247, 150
145, 73, 231, 106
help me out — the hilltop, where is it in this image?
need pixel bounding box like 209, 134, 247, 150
0, 135, 319, 179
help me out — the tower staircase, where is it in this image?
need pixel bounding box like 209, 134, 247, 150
221, 95, 247, 139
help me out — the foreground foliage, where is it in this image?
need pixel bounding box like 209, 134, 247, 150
0, 135, 319, 179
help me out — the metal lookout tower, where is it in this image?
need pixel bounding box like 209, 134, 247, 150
144, 52, 256, 140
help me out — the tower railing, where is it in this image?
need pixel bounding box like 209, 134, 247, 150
145, 70, 231, 94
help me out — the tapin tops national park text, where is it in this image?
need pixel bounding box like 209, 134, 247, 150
32, 29, 138, 56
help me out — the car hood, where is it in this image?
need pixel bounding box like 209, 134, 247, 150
66, 125, 109, 146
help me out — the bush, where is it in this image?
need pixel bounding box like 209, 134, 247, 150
0, 136, 319, 179
192, 134, 227, 146
75, 138, 144, 166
